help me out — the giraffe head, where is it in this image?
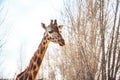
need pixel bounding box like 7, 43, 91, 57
41, 19, 65, 46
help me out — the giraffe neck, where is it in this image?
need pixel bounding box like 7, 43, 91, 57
16, 35, 50, 80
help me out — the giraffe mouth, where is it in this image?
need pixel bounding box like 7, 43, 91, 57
59, 39, 65, 46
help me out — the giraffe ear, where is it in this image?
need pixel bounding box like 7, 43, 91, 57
41, 23, 46, 30
58, 25, 63, 33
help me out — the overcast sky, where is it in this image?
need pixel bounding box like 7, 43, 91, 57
0, 0, 63, 78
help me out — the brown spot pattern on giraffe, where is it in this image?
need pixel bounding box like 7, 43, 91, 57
24, 73, 28, 80
33, 55, 37, 62
19, 75, 24, 80
28, 74, 32, 80
33, 71, 37, 78
40, 46, 45, 54
16, 19, 65, 80
37, 57, 42, 66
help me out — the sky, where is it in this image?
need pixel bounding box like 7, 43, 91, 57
0, 0, 63, 78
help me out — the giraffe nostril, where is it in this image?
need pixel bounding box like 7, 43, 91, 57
58, 35, 62, 40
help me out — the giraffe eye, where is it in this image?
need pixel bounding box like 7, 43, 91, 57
48, 30, 53, 33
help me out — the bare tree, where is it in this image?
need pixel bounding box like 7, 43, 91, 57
60, 0, 120, 80
0, 2, 8, 48
0, 1, 9, 79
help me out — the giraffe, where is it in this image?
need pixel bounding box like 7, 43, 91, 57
16, 19, 65, 80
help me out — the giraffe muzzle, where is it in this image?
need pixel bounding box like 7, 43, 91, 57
59, 39, 65, 46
